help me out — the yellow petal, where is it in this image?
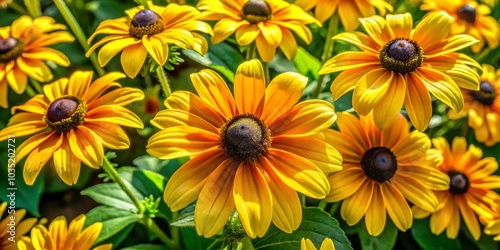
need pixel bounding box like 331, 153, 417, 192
190, 69, 236, 119
68, 126, 103, 169
83, 121, 131, 150
235, 24, 260, 46
380, 183, 412, 232
412, 11, 453, 49
256, 34, 276, 62
150, 109, 219, 134
67, 71, 92, 98
142, 36, 169, 66
372, 73, 406, 130
341, 179, 373, 226
358, 15, 394, 45
365, 186, 386, 236
53, 139, 81, 185
88, 87, 145, 109
234, 59, 266, 115
318, 52, 379, 75
85, 105, 144, 129
120, 43, 148, 79
22, 47, 70, 67
416, 67, 463, 112
352, 68, 393, 116
386, 13, 412, 39
267, 173, 301, 233
404, 73, 432, 131
24, 133, 63, 185
326, 167, 366, 202
97, 37, 139, 67
16, 58, 52, 83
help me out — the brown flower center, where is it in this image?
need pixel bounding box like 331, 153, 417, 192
129, 9, 165, 39
361, 147, 398, 182
448, 170, 470, 195
457, 4, 476, 24
220, 114, 271, 162
380, 38, 424, 74
242, 0, 272, 24
0, 37, 24, 63
44, 96, 87, 133
470, 81, 496, 106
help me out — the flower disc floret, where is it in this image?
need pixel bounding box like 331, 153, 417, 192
129, 9, 165, 38
380, 39, 423, 74
242, 0, 272, 24
457, 4, 476, 24
448, 170, 470, 195
361, 147, 397, 182
44, 96, 87, 133
0, 37, 24, 62
470, 81, 496, 106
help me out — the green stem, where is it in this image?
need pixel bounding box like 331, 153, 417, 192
142, 65, 153, 88
8, 1, 27, 15
474, 47, 491, 62
140, 0, 151, 9
246, 42, 257, 61
171, 211, 180, 247
328, 201, 341, 217
102, 157, 144, 212
144, 218, 179, 249
28, 78, 43, 94
263, 62, 270, 84
23, 0, 41, 17
300, 194, 306, 207
156, 66, 171, 98
317, 200, 328, 211
53, 0, 106, 76
25, 84, 36, 97
314, 14, 339, 98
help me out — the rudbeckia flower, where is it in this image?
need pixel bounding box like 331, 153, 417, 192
421, 0, 499, 53
301, 237, 335, 250
147, 59, 342, 238
197, 0, 320, 62
412, 137, 500, 240
86, 1, 212, 78
319, 12, 481, 131
325, 112, 450, 236
17, 214, 112, 250
0, 202, 41, 250
483, 199, 500, 241
448, 64, 500, 146
0, 0, 12, 8
0, 16, 74, 108
294, 0, 392, 29
0, 71, 144, 185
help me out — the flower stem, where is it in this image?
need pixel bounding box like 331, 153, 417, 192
246, 42, 257, 61
140, 0, 151, 9
156, 66, 172, 98
171, 211, 181, 247
317, 200, 328, 211
8, 1, 27, 15
23, 0, 41, 17
53, 0, 106, 76
25, 85, 36, 97
313, 14, 339, 98
28, 78, 43, 94
263, 62, 270, 84
144, 218, 179, 249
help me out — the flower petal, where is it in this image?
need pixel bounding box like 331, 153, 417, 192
417, 67, 463, 112
53, 139, 81, 185
234, 59, 266, 115
164, 91, 226, 127
266, 172, 301, 233
24, 133, 63, 185
386, 13, 412, 39
326, 166, 366, 202
372, 71, 406, 130
380, 183, 412, 232
120, 43, 148, 79
68, 126, 103, 169
88, 87, 145, 110
412, 11, 453, 49
404, 73, 432, 131
83, 121, 131, 150
190, 69, 236, 119
85, 105, 144, 128
142, 36, 168, 66
365, 186, 386, 236
352, 68, 393, 116
318, 52, 379, 75
341, 179, 373, 226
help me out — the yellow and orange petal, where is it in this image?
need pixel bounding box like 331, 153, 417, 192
448, 64, 500, 146
319, 11, 481, 131
325, 112, 450, 236
0, 71, 144, 185
197, 0, 320, 62
483, 199, 500, 241
294, 0, 393, 29
0, 15, 74, 108
301, 237, 335, 250
421, 0, 500, 53
17, 214, 112, 250
412, 137, 500, 240
86, 1, 212, 78
0, 202, 41, 250
147, 59, 342, 238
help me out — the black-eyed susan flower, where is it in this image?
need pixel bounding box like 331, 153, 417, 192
448, 64, 500, 146
319, 12, 481, 132
325, 112, 450, 236
0, 16, 74, 108
17, 214, 112, 250
0, 202, 41, 250
483, 199, 500, 241
421, 0, 499, 53
294, 0, 392, 28
86, 1, 212, 78
0, 71, 144, 185
197, 0, 320, 62
412, 137, 500, 240
147, 59, 342, 238
301, 237, 335, 250
0, 0, 12, 8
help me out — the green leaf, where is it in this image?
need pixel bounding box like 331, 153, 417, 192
182, 41, 244, 82
85, 0, 134, 21
85, 205, 141, 245
180, 227, 216, 250
357, 218, 398, 250
411, 218, 462, 250
293, 47, 321, 80
461, 220, 499, 250
171, 203, 196, 227
120, 244, 167, 250
81, 183, 140, 212
252, 207, 352, 250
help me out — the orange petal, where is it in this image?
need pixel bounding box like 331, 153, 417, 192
85, 105, 144, 129
68, 126, 103, 169
190, 69, 236, 119
53, 139, 81, 185
83, 121, 131, 150
234, 59, 266, 115
24, 133, 63, 185
365, 186, 386, 236
380, 183, 412, 232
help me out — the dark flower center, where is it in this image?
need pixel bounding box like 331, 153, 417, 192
379, 38, 424, 74
242, 0, 272, 24
129, 9, 165, 39
448, 170, 470, 195
144, 97, 160, 115
470, 81, 496, 106
0, 37, 24, 63
457, 4, 476, 24
221, 114, 271, 162
361, 147, 398, 182
45, 96, 87, 133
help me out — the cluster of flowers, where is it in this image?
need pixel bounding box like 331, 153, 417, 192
1, 0, 500, 249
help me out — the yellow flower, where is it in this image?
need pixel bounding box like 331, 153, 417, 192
325, 112, 450, 236
0, 0, 12, 8
0, 71, 144, 185
412, 137, 500, 240
421, 0, 499, 53
319, 11, 481, 132
17, 214, 112, 250
147, 59, 342, 238
483, 199, 500, 241
0, 202, 40, 250
0, 16, 74, 108
448, 64, 500, 146
197, 0, 320, 62
294, 0, 392, 29
86, 1, 212, 78
301, 237, 335, 250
